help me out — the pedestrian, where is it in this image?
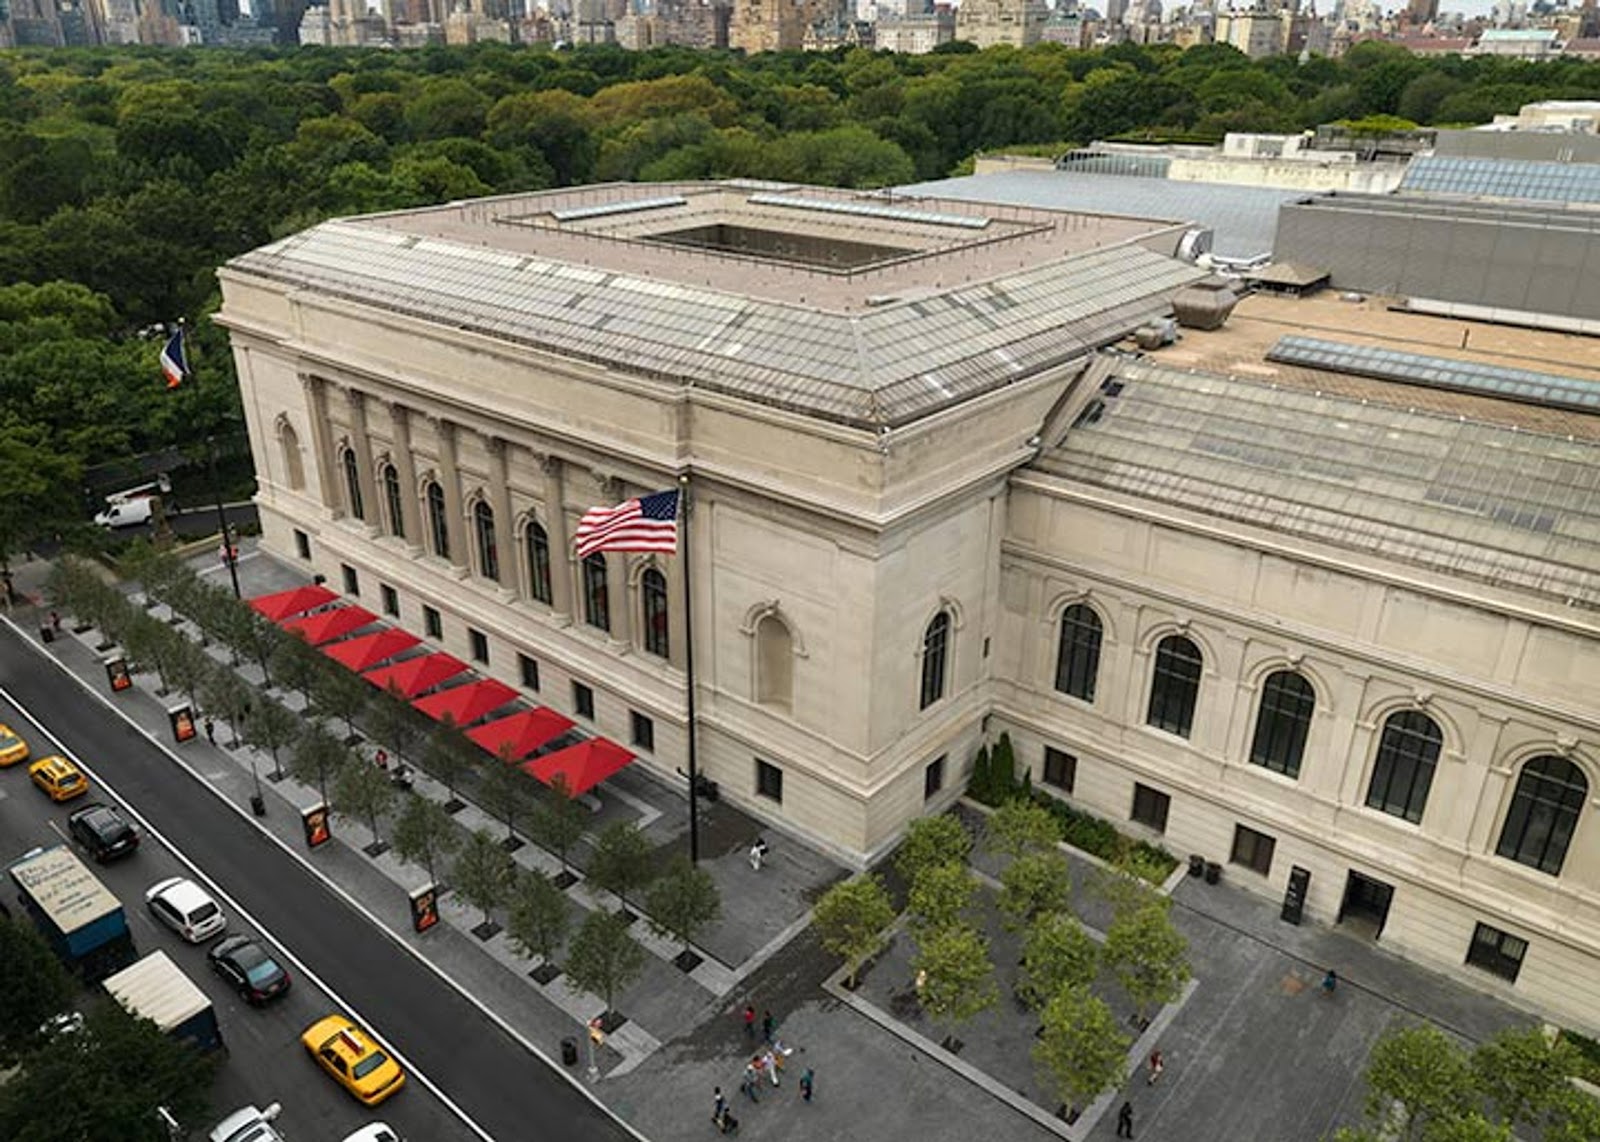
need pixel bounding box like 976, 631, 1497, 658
203, 717, 216, 745
763, 1048, 780, 1086
715, 1108, 738, 1135
742, 1060, 761, 1102
49, 610, 62, 633
1116, 1100, 1135, 1139
742, 1004, 756, 1040
749, 838, 769, 871
374, 748, 390, 771
713, 1087, 726, 1123
1322, 968, 1339, 995
1147, 1048, 1164, 1085
799, 1067, 814, 1103
762, 1010, 775, 1044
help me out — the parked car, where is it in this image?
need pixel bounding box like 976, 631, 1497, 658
208, 935, 290, 1005
301, 1014, 406, 1106
145, 877, 226, 943
67, 802, 139, 862
28, 755, 87, 802
208, 1103, 284, 1142
0, 722, 29, 766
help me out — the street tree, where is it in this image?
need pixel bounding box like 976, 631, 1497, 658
269, 632, 321, 704
0, 918, 77, 1065
242, 696, 300, 780
565, 909, 646, 1018
1364, 1024, 1477, 1142
164, 635, 209, 708
1018, 910, 1100, 1012
529, 774, 587, 875
313, 661, 370, 744
506, 868, 572, 967
451, 828, 515, 936
813, 875, 895, 988
478, 746, 537, 846
289, 722, 349, 805
644, 855, 721, 958
998, 850, 1073, 932
907, 861, 978, 939
424, 715, 475, 810
121, 612, 173, 693
1033, 984, 1129, 1119
367, 682, 423, 768
894, 813, 972, 887
588, 820, 654, 915
120, 539, 183, 609
1103, 897, 1190, 1024
985, 798, 1060, 861
200, 664, 251, 747
333, 753, 396, 852
912, 922, 998, 1047
392, 792, 460, 885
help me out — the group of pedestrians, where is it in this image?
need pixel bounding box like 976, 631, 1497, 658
714, 1005, 813, 1133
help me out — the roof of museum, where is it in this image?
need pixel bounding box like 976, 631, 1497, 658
1040, 294, 1600, 610
224, 181, 1206, 431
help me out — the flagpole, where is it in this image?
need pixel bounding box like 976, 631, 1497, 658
678, 473, 701, 865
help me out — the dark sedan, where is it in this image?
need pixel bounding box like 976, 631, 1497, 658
66, 802, 138, 862
207, 935, 291, 1005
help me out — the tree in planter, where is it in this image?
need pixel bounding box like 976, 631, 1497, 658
165, 635, 210, 709
1033, 984, 1129, 1120
1102, 897, 1190, 1025
187, 582, 238, 656
121, 539, 182, 609
912, 922, 998, 1050
0, 916, 78, 1065
1471, 1026, 1581, 1132
644, 856, 721, 967
907, 861, 978, 939
1017, 910, 1099, 1012
121, 612, 173, 693
894, 814, 972, 887
392, 793, 461, 886
243, 697, 301, 781
452, 828, 516, 939
990, 731, 1019, 798
1359, 1024, 1477, 1142
529, 774, 587, 877
289, 722, 350, 805
211, 594, 257, 669
813, 875, 896, 989
588, 820, 654, 917
565, 908, 646, 1022
313, 661, 371, 745
507, 868, 572, 975
997, 850, 1073, 932
333, 753, 397, 855
985, 798, 1060, 861
270, 633, 322, 705
423, 715, 475, 811
201, 665, 252, 748
368, 682, 423, 769
479, 746, 538, 849
968, 742, 992, 803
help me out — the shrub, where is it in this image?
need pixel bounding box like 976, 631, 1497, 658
1029, 792, 1177, 884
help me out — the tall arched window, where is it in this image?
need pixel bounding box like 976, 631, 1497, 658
755, 614, 793, 710
919, 611, 950, 710
277, 420, 305, 491
526, 522, 552, 605
1496, 756, 1588, 876
1055, 604, 1102, 703
1146, 635, 1202, 738
425, 480, 449, 560
1365, 710, 1443, 824
641, 568, 669, 659
382, 464, 404, 539
473, 500, 498, 582
341, 447, 364, 521
582, 553, 609, 632
1249, 671, 1315, 778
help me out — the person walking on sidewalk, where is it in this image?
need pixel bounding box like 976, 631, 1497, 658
741, 1061, 761, 1103
1116, 1101, 1135, 1139
742, 1004, 756, 1040
204, 717, 216, 745
1147, 1049, 1164, 1085
749, 838, 770, 870
799, 1067, 814, 1103
713, 1087, 726, 1123
761, 1010, 775, 1044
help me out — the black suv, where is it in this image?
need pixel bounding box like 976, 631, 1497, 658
67, 802, 138, 862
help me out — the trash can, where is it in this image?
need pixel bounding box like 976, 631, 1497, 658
1204, 861, 1222, 885
39, 625, 54, 644
250, 794, 267, 818
698, 776, 720, 803
560, 1037, 579, 1067
1188, 854, 1205, 878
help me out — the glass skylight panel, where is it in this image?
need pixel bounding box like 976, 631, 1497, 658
549, 196, 687, 222
746, 192, 991, 230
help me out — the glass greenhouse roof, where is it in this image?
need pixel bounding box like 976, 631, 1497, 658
1400, 156, 1600, 204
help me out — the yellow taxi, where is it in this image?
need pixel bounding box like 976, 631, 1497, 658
29, 756, 88, 802
301, 1015, 405, 1106
0, 723, 28, 767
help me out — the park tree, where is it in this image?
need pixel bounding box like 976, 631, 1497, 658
912, 922, 998, 1049
367, 682, 423, 768
452, 828, 515, 938
289, 721, 349, 805
565, 908, 646, 1018
985, 798, 1059, 861
1103, 897, 1190, 1024
200, 657, 252, 746
507, 868, 572, 969
907, 861, 978, 939
1364, 1024, 1478, 1141
1470, 1026, 1580, 1130
0, 918, 77, 1065
479, 746, 538, 847
529, 774, 588, 876
1033, 985, 1130, 1119
392, 792, 460, 886
644, 855, 721, 961
423, 715, 475, 811
269, 632, 322, 705
894, 813, 972, 887
312, 661, 370, 744
998, 850, 1073, 932
333, 753, 396, 854
1018, 911, 1100, 1012
813, 875, 896, 988
242, 696, 300, 781
588, 820, 654, 916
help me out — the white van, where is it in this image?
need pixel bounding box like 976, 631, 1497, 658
94, 497, 155, 529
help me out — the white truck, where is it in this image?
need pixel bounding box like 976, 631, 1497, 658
93, 476, 170, 528
102, 950, 224, 1054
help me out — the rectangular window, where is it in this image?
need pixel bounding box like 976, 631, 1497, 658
573, 682, 594, 720
1465, 922, 1527, 984
1043, 747, 1076, 793
469, 628, 489, 665
518, 654, 540, 691
756, 759, 784, 804
341, 564, 359, 596
1131, 783, 1170, 834
630, 711, 654, 752
924, 755, 946, 800
423, 605, 442, 639
380, 584, 399, 618
1230, 824, 1276, 876
294, 529, 311, 560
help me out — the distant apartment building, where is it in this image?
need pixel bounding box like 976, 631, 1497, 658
875, 6, 954, 51
954, 0, 1047, 48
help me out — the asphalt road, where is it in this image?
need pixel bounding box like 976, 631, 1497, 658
0, 626, 633, 1142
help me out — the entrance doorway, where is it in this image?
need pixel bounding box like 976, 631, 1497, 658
1338, 872, 1394, 940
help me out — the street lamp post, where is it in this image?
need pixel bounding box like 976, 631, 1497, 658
206, 435, 241, 599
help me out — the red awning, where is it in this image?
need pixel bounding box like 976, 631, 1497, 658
362, 652, 467, 698
281, 605, 378, 646
413, 678, 519, 726
468, 708, 575, 761
249, 584, 338, 621
526, 737, 635, 796
321, 629, 421, 673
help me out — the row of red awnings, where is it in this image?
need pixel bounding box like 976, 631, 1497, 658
247, 585, 634, 795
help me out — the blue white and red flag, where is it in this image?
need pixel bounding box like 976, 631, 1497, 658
574, 489, 680, 558
160, 329, 188, 390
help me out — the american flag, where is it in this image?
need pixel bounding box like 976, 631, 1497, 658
574, 489, 680, 558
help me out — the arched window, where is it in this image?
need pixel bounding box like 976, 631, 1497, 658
425, 480, 449, 560
582, 553, 609, 632
1249, 671, 1315, 778
382, 464, 404, 539
1146, 635, 1202, 738
341, 447, 364, 521
473, 500, 498, 582
1496, 755, 1587, 876
526, 521, 552, 605
755, 614, 793, 710
1365, 710, 1443, 824
1055, 604, 1102, 703
277, 420, 305, 491
641, 568, 669, 659
919, 611, 950, 710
